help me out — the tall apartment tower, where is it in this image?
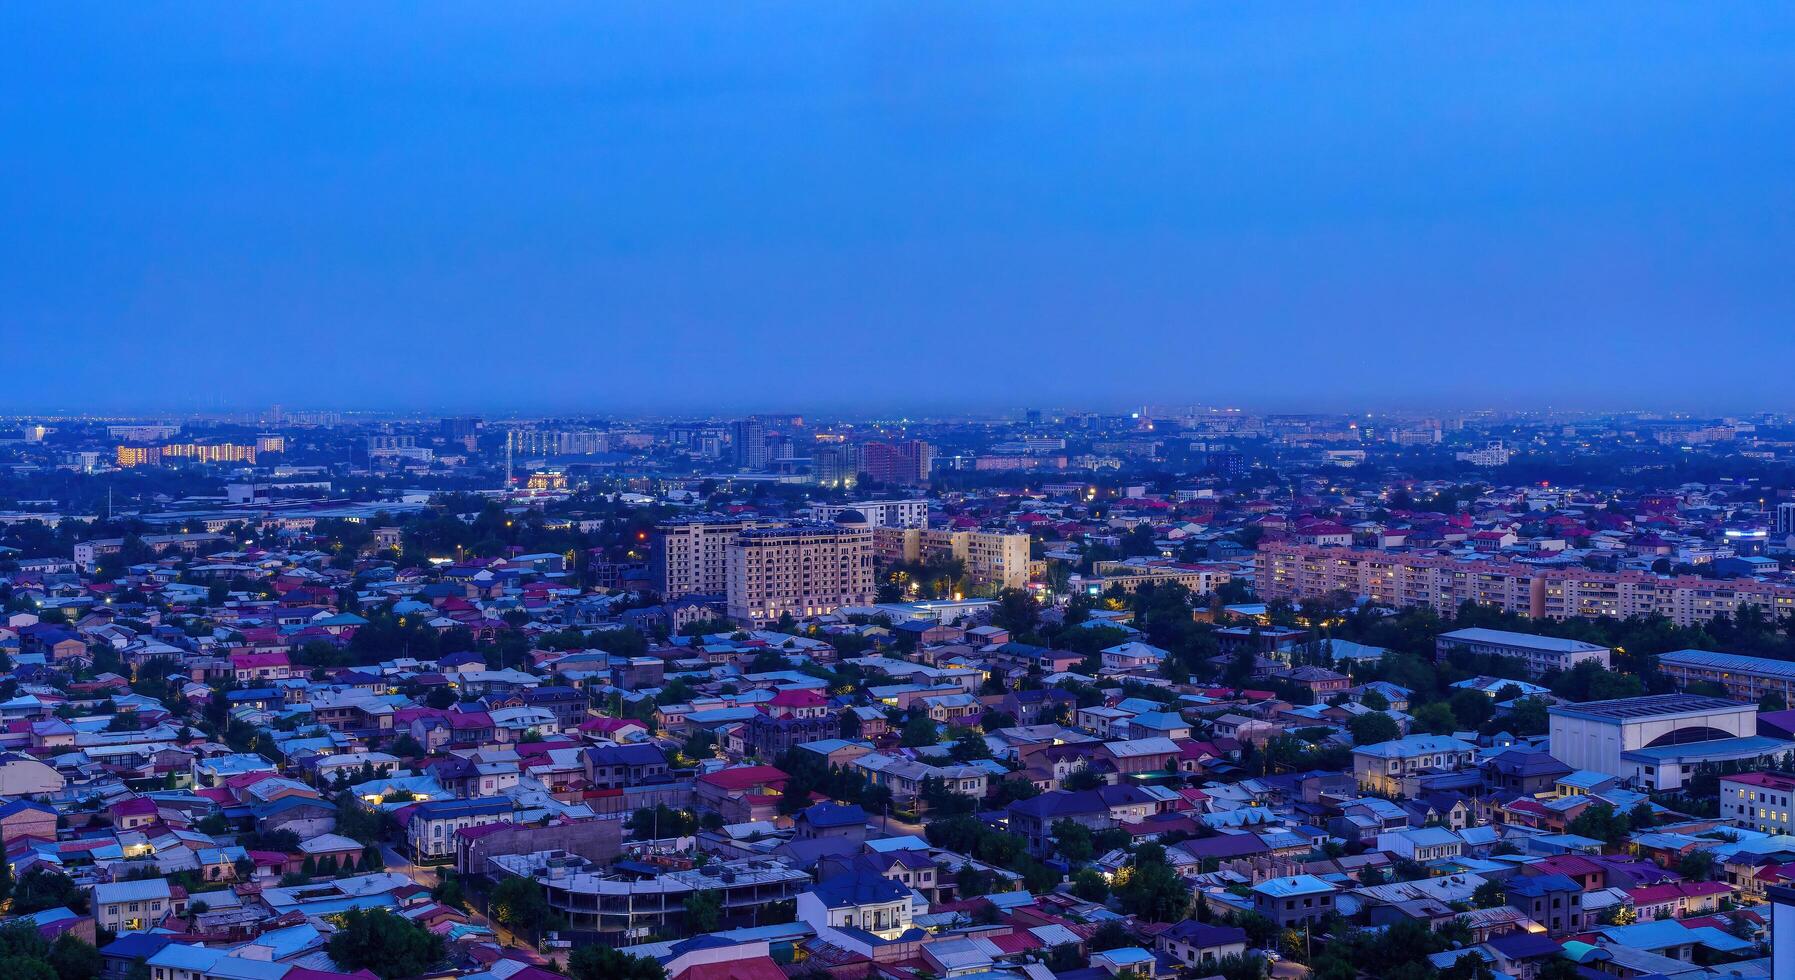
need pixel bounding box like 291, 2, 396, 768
726, 519, 875, 623
1777, 502, 1795, 537
731, 417, 769, 470
813, 444, 859, 488
652, 516, 778, 599
860, 440, 932, 485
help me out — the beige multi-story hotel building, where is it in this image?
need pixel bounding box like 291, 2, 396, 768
653, 516, 779, 598
727, 522, 875, 622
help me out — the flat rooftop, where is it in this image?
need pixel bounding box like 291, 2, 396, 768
1549, 693, 1750, 722
1437, 628, 1607, 653
1659, 648, 1795, 679
1620, 735, 1792, 764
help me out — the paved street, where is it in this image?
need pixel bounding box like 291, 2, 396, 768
380, 843, 517, 947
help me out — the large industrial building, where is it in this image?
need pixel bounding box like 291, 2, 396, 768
1547, 694, 1780, 790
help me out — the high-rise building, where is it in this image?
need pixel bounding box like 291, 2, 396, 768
812, 444, 858, 488
726, 520, 875, 622
440, 417, 482, 441
873, 526, 1031, 590
653, 516, 779, 599
1777, 502, 1795, 537
509, 429, 610, 457
860, 440, 932, 485
732, 418, 768, 470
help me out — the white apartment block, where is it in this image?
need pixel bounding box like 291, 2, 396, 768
810, 499, 929, 529
1721, 773, 1795, 835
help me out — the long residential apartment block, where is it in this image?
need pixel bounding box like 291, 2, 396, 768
1658, 649, 1795, 704
1257, 543, 1795, 628
1434, 627, 1610, 678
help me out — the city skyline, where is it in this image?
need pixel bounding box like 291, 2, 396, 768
7, 2, 1795, 413
6, 5, 1795, 977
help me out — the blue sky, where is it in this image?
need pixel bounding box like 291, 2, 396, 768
4, 2, 1793, 415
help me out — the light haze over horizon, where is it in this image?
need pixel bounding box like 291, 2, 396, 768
4, 3, 1794, 415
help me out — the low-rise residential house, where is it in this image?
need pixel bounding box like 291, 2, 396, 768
1352, 735, 1478, 795
583, 744, 670, 789
1252, 875, 1338, 927
1156, 922, 1249, 971
1505, 873, 1586, 935
1376, 827, 1464, 863
404, 797, 515, 860
695, 765, 790, 824
852, 753, 988, 803
92, 878, 176, 934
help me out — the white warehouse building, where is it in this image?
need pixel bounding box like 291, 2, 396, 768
1548, 694, 1758, 786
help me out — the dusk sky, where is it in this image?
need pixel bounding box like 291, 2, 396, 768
4, 3, 1793, 416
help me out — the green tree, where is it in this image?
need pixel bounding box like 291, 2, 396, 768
1410, 701, 1458, 735
1089, 920, 1133, 951
1566, 803, 1631, 846
991, 778, 1042, 807
1062, 765, 1104, 791
0, 959, 54, 980
1676, 850, 1718, 882
1215, 953, 1269, 980
432, 873, 468, 910
48, 934, 103, 980
1447, 689, 1495, 729
569, 946, 667, 980
1348, 711, 1400, 746
489, 876, 553, 937
1502, 697, 1551, 736
325, 908, 445, 980
900, 715, 940, 747
1113, 846, 1188, 921
0, 915, 56, 976
11, 868, 86, 914
1537, 960, 1583, 980
1070, 867, 1110, 902
1054, 820, 1097, 863
1472, 880, 1505, 908
686, 889, 723, 932
1553, 660, 1644, 703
